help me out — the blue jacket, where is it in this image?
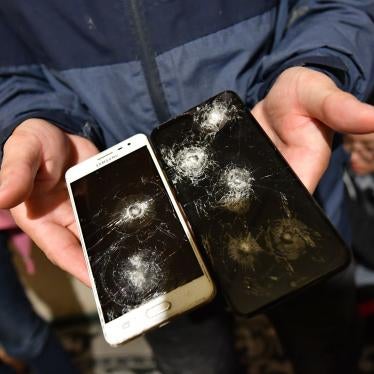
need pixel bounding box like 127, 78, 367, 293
1, 0, 374, 239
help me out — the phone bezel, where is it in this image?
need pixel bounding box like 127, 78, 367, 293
65, 133, 215, 346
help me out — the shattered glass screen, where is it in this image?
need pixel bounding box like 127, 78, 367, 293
71, 147, 203, 322
151, 91, 350, 316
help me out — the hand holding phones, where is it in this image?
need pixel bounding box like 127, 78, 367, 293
66, 91, 351, 345
66, 134, 214, 346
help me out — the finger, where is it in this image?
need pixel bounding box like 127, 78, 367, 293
0, 132, 41, 208
66, 134, 100, 166
31, 221, 91, 286
299, 75, 374, 134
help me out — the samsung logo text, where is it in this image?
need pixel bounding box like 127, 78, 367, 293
96, 155, 119, 168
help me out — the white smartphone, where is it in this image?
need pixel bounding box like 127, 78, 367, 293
65, 134, 215, 346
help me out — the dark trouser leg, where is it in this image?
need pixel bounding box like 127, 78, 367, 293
0, 363, 15, 374
146, 298, 244, 374
268, 263, 360, 374
0, 232, 79, 374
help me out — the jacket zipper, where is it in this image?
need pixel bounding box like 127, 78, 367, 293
128, 0, 171, 124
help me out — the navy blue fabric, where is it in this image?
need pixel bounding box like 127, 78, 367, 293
247, 0, 374, 104
143, 0, 277, 57
0, 15, 34, 67
255, 54, 349, 102
315, 143, 352, 243
0, 64, 105, 156
0, 1, 131, 68
1, 1, 374, 143
0, 0, 277, 70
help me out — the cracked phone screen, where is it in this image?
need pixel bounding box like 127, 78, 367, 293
151, 92, 350, 315
71, 146, 203, 323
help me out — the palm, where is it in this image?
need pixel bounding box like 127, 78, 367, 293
252, 67, 374, 192
252, 89, 332, 193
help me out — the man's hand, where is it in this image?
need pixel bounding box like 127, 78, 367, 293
0, 119, 98, 285
252, 67, 374, 192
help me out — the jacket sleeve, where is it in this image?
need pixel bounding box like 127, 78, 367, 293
0, 20, 105, 159
247, 0, 374, 106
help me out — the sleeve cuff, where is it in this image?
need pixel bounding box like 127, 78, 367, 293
256, 54, 349, 102
0, 109, 106, 160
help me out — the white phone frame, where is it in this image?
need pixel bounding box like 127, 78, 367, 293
65, 134, 215, 346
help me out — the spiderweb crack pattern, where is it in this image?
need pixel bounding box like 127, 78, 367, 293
152, 92, 333, 310
87, 179, 179, 320
193, 95, 242, 135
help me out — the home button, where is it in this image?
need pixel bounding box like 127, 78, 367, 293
146, 301, 172, 318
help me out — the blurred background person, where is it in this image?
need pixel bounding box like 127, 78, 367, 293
0, 210, 79, 374
344, 133, 374, 270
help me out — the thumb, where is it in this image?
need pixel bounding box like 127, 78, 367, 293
298, 70, 374, 134
0, 130, 41, 208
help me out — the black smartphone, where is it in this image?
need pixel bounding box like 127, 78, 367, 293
150, 91, 351, 316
